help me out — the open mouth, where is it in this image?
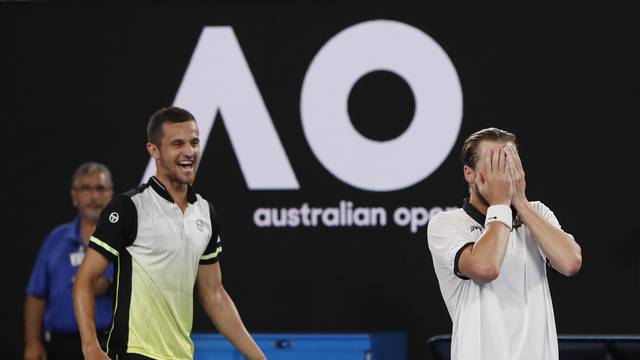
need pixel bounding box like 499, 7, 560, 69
178, 160, 194, 171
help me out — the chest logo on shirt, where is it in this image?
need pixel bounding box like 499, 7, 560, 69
197, 219, 205, 232
109, 212, 119, 223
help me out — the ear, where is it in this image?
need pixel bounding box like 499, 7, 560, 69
70, 190, 78, 207
146, 142, 160, 160
463, 165, 475, 184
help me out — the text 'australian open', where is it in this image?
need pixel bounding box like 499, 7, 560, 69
253, 201, 456, 233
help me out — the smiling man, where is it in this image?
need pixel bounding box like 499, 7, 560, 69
73, 107, 265, 360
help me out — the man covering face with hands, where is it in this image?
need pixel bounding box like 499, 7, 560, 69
427, 127, 582, 360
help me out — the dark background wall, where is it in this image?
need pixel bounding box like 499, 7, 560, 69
3, 3, 640, 359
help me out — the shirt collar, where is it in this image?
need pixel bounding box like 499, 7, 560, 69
71, 217, 83, 246
148, 176, 197, 204
462, 198, 486, 226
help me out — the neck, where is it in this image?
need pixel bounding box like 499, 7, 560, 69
79, 219, 97, 246
155, 173, 189, 210
468, 192, 489, 215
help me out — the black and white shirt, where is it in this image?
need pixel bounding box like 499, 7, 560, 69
89, 176, 222, 360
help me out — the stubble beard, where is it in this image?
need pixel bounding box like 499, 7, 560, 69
473, 182, 490, 208
159, 159, 196, 186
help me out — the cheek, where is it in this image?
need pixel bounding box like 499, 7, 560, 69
160, 149, 177, 162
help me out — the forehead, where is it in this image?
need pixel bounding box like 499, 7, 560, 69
475, 139, 513, 157
76, 171, 109, 185
161, 121, 199, 141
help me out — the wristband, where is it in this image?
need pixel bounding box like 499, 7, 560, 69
485, 204, 512, 230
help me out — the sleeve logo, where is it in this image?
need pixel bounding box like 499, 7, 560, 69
109, 212, 120, 223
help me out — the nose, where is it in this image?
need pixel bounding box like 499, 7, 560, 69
184, 143, 195, 157
87, 188, 101, 200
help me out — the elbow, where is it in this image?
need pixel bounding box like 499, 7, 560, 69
475, 265, 501, 283
562, 254, 582, 277
560, 236, 582, 277
462, 258, 501, 283
200, 283, 225, 306
73, 271, 97, 298
563, 243, 582, 277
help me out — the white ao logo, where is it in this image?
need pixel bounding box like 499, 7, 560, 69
141, 20, 462, 192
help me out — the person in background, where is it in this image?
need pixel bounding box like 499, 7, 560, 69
25, 162, 114, 360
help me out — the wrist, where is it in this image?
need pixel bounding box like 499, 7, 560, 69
25, 338, 43, 346
82, 339, 102, 353
25, 332, 43, 343
485, 204, 513, 230
512, 197, 529, 210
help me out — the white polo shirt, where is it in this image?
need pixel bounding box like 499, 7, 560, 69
427, 199, 564, 360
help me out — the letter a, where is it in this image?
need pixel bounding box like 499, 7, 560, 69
141, 27, 299, 189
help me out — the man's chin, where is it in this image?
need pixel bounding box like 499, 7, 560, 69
175, 173, 196, 185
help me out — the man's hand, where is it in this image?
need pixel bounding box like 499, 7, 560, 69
476, 145, 513, 206
24, 339, 46, 360
505, 144, 528, 207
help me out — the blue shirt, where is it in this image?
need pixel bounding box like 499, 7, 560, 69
27, 218, 113, 333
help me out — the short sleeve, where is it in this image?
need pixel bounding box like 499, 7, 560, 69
26, 232, 57, 298
200, 201, 223, 264
89, 195, 137, 262
535, 201, 562, 229
531, 201, 574, 265
427, 212, 476, 279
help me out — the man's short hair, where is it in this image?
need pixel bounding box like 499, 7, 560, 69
147, 106, 196, 146
71, 162, 113, 190
461, 127, 517, 169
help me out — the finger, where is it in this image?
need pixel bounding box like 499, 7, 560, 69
508, 144, 524, 171
505, 148, 515, 174
483, 147, 492, 173
491, 146, 500, 173
500, 147, 509, 173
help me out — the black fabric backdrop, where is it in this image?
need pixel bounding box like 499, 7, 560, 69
3, 3, 639, 359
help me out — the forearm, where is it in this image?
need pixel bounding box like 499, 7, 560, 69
25, 295, 45, 343
72, 276, 101, 352
515, 201, 582, 275
468, 222, 511, 276
201, 287, 264, 360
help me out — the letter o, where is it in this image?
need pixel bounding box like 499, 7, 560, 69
301, 20, 463, 191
